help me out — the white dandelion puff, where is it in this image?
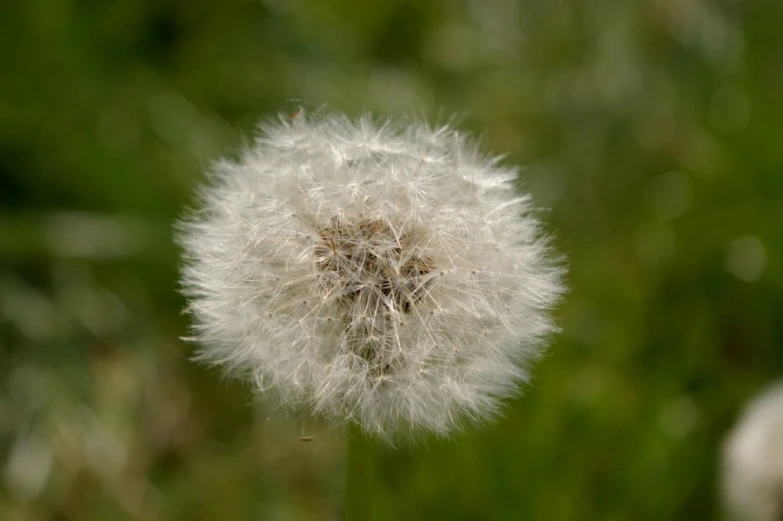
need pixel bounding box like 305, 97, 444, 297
178, 111, 566, 440
723, 381, 783, 521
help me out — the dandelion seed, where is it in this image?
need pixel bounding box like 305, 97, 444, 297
723, 381, 783, 521
178, 111, 566, 440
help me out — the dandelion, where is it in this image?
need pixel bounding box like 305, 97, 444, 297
178, 110, 565, 441
723, 381, 783, 521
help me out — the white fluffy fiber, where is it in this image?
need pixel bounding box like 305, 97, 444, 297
178, 111, 565, 439
723, 381, 783, 521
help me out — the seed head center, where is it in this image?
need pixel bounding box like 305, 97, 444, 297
314, 215, 435, 314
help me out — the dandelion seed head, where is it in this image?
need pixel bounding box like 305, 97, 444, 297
178, 111, 566, 440
723, 381, 783, 521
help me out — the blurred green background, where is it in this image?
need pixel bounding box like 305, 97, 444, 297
2, 0, 782, 520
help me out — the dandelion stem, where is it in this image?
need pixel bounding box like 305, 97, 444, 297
344, 423, 374, 521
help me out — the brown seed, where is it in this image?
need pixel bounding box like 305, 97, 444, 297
312, 215, 436, 373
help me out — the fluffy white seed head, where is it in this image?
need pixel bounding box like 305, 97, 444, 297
723, 382, 783, 521
178, 111, 565, 440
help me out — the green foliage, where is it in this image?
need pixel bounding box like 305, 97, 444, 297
1, 0, 781, 519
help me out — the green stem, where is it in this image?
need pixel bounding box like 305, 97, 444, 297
344, 423, 375, 521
